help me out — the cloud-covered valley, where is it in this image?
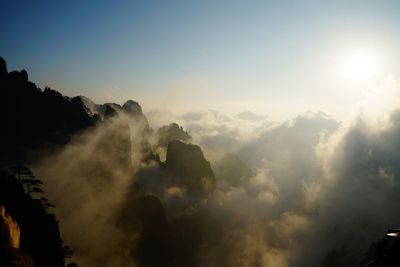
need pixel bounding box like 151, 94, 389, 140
35, 104, 400, 267
3, 57, 400, 267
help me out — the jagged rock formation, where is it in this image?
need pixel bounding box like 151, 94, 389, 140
0, 57, 7, 76
0, 57, 95, 164
78, 97, 153, 165
157, 123, 191, 147
81, 119, 133, 184
213, 153, 252, 188
119, 194, 173, 267
162, 140, 216, 200
0, 57, 154, 168
134, 140, 216, 205
0, 56, 227, 267
122, 100, 142, 115
79, 96, 148, 123
0, 170, 65, 267
119, 140, 217, 266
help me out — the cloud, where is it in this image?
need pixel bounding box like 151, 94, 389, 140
146, 109, 276, 160
296, 109, 400, 266
237, 110, 269, 122
27, 77, 400, 267
32, 114, 151, 267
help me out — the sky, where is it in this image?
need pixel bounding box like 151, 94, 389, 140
1, 0, 400, 119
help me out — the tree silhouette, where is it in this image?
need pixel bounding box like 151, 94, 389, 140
40, 197, 56, 211
11, 165, 33, 183
11, 165, 44, 197
1, 169, 67, 266
22, 175, 44, 196
63, 245, 74, 259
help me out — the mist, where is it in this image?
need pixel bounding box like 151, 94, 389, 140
17, 76, 399, 267
32, 113, 150, 267
3, 1, 400, 265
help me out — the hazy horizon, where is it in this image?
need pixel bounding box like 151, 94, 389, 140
2, 0, 400, 120
2, 1, 400, 267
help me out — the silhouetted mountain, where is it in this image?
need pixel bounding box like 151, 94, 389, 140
0, 56, 155, 168
134, 140, 216, 205
0, 169, 65, 267
163, 140, 216, 200
0, 57, 96, 164
119, 193, 173, 267
77, 95, 96, 114
122, 100, 142, 115
103, 104, 119, 118
79, 96, 149, 123
0, 57, 8, 77
157, 123, 191, 147
116, 137, 219, 267
213, 153, 253, 188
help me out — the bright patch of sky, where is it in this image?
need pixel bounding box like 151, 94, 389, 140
1, 0, 400, 119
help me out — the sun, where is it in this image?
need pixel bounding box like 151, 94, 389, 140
344, 52, 377, 82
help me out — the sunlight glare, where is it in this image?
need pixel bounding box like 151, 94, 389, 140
344, 52, 377, 82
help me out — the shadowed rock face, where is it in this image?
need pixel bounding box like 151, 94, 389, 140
165, 141, 212, 175
0, 57, 7, 76
1, 56, 225, 267
102, 104, 118, 118
0, 57, 95, 164
79, 97, 143, 118
119, 141, 217, 267
213, 154, 253, 188
133, 140, 216, 203
123, 100, 143, 115
164, 140, 216, 200
0, 170, 65, 267
131, 195, 173, 267
0, 57, 152, 168
157, 123, 191, 147
9, 69, 28, 82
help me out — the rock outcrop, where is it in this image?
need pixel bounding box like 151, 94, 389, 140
157, 123, 191, 147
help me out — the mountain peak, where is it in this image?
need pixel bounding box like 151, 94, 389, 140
122, 100, 143, 115
0, 56, 7, 76
9, 69, 28, 82
157, 123, 191, 146
164, 140, 216, 198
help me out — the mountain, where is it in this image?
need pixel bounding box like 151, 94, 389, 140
213, 153, 253, 188
119, 141, 217, 267
79, 96, 149, 125
157, 123, 192, 147
0, 169, 65, 267
163, 140, 216, 199
0, 56, 218, 266
0, 57, 95, 164
0, 56, 156, 168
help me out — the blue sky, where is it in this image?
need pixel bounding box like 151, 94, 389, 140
2, 0, 400, 118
